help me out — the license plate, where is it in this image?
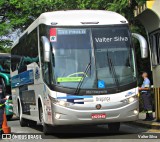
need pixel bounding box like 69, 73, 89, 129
91, 113, 106, 119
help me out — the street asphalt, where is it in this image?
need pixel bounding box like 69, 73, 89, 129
0, 117, 160, 142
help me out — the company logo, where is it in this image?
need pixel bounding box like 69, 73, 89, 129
50, 36, 57, 42
96, 104, 102, 110
96, 96, 110, 102
125, 91, 135, 97
2, 134, 11, 139
2, 134, 43, 140
50, 28, 57, 42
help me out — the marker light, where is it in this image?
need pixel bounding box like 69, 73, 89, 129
128, 97, 135, 103
134, 110, 138, 115
121, 95, 138, 104
55, 113, 61, 119
81, 21, 99, 24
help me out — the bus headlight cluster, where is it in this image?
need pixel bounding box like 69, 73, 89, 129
128, 97, 135, 103
51, 98, 73, 107
57, 100, 73, 107
121, 95, 138, 104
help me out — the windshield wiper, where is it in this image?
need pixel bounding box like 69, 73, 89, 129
106, 50, 120, 92
74, 52, 92, 95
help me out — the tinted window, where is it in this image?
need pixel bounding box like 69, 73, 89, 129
11, 28, 39, 73
150, 31, 160, 65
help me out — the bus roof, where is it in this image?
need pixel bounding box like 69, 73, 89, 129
12, 10, 128, 48
33, 10, 128, 31
39, 10, 127, 25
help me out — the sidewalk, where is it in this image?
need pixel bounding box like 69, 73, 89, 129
131, 112, 160, 129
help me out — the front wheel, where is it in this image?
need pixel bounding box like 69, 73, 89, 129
39, 106, 51, 135
108, 122, 120, 133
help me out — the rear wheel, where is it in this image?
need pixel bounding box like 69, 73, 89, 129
108, 122, 120, 133
19, 101, 28, 127
28, 120, 37, 127
39, 106, 51, 135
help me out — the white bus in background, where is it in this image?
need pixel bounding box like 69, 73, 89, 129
11, 10, 148, 134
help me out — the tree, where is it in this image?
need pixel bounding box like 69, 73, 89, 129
0, 39, 11, 53
0, 0, 109, 53
0, 0, 146, 37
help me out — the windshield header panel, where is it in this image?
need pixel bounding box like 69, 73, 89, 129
50, 28, 91, 49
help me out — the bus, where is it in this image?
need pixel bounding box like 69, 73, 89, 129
134, 0, 160, 121
11, 10, 148, 134
0, 53, 13, 120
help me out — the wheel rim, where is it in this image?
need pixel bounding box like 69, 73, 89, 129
19, 104, 22, 121
40, 107, 44, 125
19, 101, 23, 122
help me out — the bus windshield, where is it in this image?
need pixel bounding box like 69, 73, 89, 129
0, 56, 11, 73
50, 26, 136, 89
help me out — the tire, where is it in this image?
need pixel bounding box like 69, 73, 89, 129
19, 101, 28, 127
108, 122, 120, 133
28, 120, 37, 127
39, 106, 50, 135
7, 115, 13, 121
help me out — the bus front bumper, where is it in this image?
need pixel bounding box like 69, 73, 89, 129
50, 101, 139, 125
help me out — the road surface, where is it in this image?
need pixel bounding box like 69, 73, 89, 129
1, 117, 160, 142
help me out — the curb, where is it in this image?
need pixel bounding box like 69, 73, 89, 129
129, 120, 160, 130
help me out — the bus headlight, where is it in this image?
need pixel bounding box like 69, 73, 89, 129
128, 97, 135, 103
51, 98, 73, 107
59, 101, 66, 106
121, 95, 138, 104
57, 100, 73, 107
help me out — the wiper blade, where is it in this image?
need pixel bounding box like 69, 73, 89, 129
74, 62, 91, 95
109, 58, 120, 91
106, 50, 120, 92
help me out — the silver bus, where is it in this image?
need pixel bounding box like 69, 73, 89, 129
11, 10, 148, 134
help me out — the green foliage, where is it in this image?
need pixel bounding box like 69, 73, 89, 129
0, 0, 144, 36
108, 0, 129, 13
0, 39, 11, 53
135, 0, 146, 5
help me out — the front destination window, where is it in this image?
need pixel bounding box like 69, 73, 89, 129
49, 26, 136, 91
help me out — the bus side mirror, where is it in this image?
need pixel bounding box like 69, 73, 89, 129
132, 33, 148, 58
41, 36, 51, 62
